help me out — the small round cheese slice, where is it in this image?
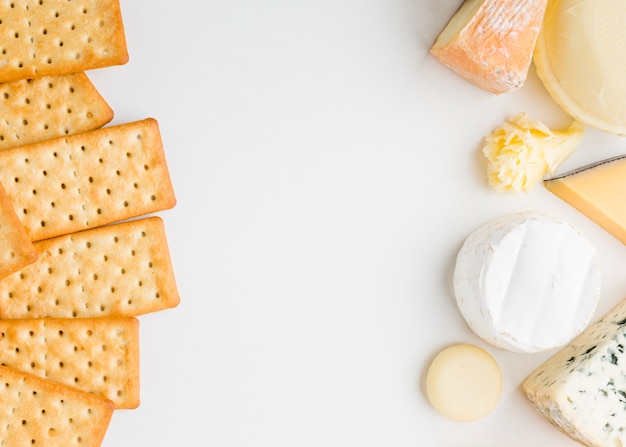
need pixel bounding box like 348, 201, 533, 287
533, 0, 626, 135
453, 211, 600, 353
426, 344, 502, 422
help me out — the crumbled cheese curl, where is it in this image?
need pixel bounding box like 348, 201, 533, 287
482, 113, 585, 193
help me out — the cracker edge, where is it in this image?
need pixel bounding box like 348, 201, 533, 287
0, 180, 37, 278
0, 363, 115, 446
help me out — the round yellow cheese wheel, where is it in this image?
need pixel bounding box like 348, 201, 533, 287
426, 344, 502, 422
534, 0, 626, 135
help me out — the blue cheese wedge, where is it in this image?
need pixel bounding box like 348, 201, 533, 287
523, 298, 626, 446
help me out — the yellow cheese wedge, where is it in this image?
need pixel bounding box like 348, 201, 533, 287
431, 0, 548, 94
544, 155, 626, 244
534, 0, 626, 135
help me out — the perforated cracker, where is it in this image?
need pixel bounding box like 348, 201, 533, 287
0, 216, 180, 319
0, 317, 140, 409
0, 73, 113, 150
0, 118, 177, 241
0, 180, 37, 280
0, 364, 114, 447
0, 0, 128, 83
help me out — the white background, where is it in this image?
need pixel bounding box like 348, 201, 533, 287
89, 0, 626, 445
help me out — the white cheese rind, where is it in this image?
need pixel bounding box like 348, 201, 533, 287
523, 299, 626, 447
453, 211, 600, 353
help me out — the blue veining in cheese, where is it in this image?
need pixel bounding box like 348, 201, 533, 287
523, 299, 626, 446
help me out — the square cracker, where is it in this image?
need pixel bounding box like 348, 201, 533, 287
0, 72, 114, 151
0, 364, 114, 447
0, 118, 177, 242
0, 317, 140, 409
0, 216, 180, 319
0, 180, 37, 280
0, 0, 128, 83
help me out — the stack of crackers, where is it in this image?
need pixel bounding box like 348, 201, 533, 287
0, 1, 179, 445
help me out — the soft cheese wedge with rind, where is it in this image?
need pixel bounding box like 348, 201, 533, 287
454, 211, 600, 353
431, 0, 547, 94
545, 155, 626, 244
523, 298, 626, 447
534, 0, 626, 135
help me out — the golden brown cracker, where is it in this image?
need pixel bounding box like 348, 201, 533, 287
0, 73, 114, 150
0, 317, 140, 409
0, 180, 37, 280
0, 364, 114, 447
0, 118, 176, 241
0, 0, 128, 83
0, 216, 180, 319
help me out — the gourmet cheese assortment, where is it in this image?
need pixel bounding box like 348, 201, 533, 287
0, 1, 179, 445
428, 0, 626, 445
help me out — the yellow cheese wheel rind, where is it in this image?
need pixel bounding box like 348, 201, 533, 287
534, 0, 626, 136
426, 344, 502, 422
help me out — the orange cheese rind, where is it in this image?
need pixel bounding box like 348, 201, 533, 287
431, 0, 548, 94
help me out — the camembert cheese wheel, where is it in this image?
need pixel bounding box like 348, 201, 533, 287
534, 0, 626, 135
453, 211, 600, 353
431, 0, 548, 94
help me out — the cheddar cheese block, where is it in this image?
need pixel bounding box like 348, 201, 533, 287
545, 155, 626, 245
523, 298, 626, 446
534, 0, 626, 135
431, 0, 548, 94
